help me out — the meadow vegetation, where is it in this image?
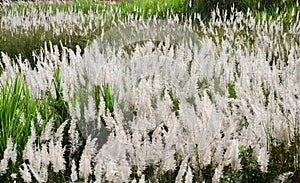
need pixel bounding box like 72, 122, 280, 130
0, 0, 300, 182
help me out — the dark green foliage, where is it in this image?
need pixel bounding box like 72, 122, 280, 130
201, 164, 216, 182
101, 83, 114, 115
261, 82, 270, 107
53, 67, 70, 126
238, 145, 264, 182
0, 76, 34, 174
129, 163, 179, 182
221, 140, 300, 182
167, 89, 180, 117
227, 83, 236, 99
186, 0, 299, 21
221, 145, 265, 182
267, 134, 300, 182
93, 85, 102, 112
197, 78, 210, 98
158, 169, 180, 183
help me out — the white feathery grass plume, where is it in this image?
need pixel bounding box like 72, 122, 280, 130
105, 161, 118, 182
133, 79, 153, 119
162, 155, 177, 172
175, 156, 189, 183
40, 118, 53, 142
28, 163, 48, 183
177, 102, 198, 153
196, 92, 222, 149
23, 121, 36, 165
48, 121, 68, 173
0, 137, 17, 175
59, 46, 77, 103
139, 175, 145, 183
94, 154, 103, 183
75, 102, 81, 121
277, 172, 294, 182
41, 143, 50, 168
152, 93, 175, 129
238, 126, 257, 148
257, 146, 269, 172
84, 95, 97, 127
97, 91, 106, 118
102, 110, 117, 130
19, 163, 32, 183
16, 45, 57, 97
94, 129, 131, 182
71, 159, 78, 182
118, 159, 132, 182
23, 120, 68, 181
79, 136, 97, 181
10, 173, 17, 181
297, 61, 300, 90
53, 120, 68, 143
185, 165, 193, 183
0, 52, 17, 83
147, 130, 165, 164
130, 130, 143, 158
49, 139, 66, 173
212, 165, 223, 183
68, 118, 80, 155
22, 121, 49, 182
211, 135, 228, 166
273, 117, 290, 143
224, 139, 241, 170
202, 148, 212, 167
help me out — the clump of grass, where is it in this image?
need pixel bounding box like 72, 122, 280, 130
0, 75, 52, 182
0, 75, 35, 156
0, 0, 299, 182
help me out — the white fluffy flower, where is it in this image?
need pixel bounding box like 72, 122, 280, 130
297, 62, 300, 89
40, 118, 53, 142
19, 163, 32, 183
185, 166, 193, 183
224, 139, 241, 170
175, 156, 189, 183
68, 119, 80, 155
257, 147, 269, 172
212, 165, 223, 183
23, 121, 36, 164
0, 137, 17, 175
49, 139, 66, 173
79, 136, 97, 181
71, 160, 78, 182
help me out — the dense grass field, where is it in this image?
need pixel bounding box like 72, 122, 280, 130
0, 0, 300, 182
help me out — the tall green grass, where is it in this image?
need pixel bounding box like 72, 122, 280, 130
0, 75, 37, 181
0, 75, 34, 155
